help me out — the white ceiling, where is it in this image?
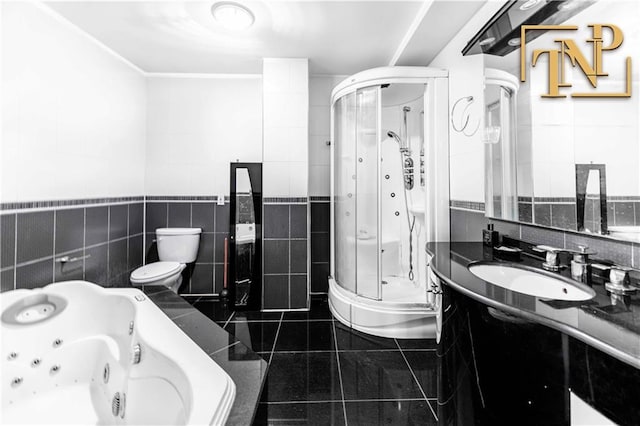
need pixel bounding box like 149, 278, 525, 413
47, 0, 485, 75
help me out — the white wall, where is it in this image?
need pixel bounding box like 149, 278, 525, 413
485, 0, 640, 200
1, 2, 146, 202
309, 75, 344, 197
144, 76, 262, 196
262, 58, 309, 198
429, 2, 504, 204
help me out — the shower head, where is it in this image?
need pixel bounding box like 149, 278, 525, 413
387, 131, 410, 154
387, 131, 402, 144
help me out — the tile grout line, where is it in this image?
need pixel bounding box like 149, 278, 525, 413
395, 338, 438, 422
51, 210, 58, 283
268, 312, 284, 365
223, 311, 235, 329
107, 206, 111, 285
288, 204, 292, 309
82, 208, 87, 281
171, 310, 198, 321
52, 210, 57, 281
332, 319, 348, 426
126, 204, 130, 282
208, 340, 240, 356
264, 398, 428, 405
9, 237, 134, 272
266, 348, 421, 354
13, 214, 17, 290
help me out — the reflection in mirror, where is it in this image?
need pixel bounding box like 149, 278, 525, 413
484, 69, 519, 221
576, 164, 608, 235
482, 1, 640, 242
235, 168, 255, 307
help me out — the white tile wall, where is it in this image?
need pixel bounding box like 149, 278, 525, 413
432, 53, 485, 203
429, 2, 504, 204
145, 76, 263, 196
432, 0, 640, 205
1, 2, 146, 202
523, 61, 640, 198
309, 75, 344, 196
263, 58, 309, 197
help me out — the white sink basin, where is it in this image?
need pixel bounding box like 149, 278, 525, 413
468, 263, 596, 301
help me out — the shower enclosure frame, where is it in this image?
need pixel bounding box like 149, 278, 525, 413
329, 66, 450, 339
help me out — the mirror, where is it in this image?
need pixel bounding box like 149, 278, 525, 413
483, 0, 640, 243
230, 162, 262, 310
484, 69, 519, 221
234, 168, 255, 307
576, 164, 608, 235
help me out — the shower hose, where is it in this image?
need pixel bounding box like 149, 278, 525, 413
400, 153, 416, 281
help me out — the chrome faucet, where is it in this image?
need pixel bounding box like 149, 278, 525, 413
599, 265, 638, 307
604, 265, 637, 295
569, 245, 596, 284
534, 245, 598, 280
532, 245, 568, 272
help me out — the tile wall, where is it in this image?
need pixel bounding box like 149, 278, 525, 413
263, 199, 309, 309
144, 76, 262, 197
262, 58, 309, 199
309, 76, 344, 198
449, 206, 640, 268
2, 2, 146, 203
310, 198, 330, 293
144, 198, 229, 296
0, 198, 144, 292
492, 196, 640, 232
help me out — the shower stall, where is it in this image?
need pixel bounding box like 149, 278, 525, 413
329, 67, 450, 339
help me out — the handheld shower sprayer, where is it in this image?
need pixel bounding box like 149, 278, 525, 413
387, 130, 402, 144
387, 131, 410, 155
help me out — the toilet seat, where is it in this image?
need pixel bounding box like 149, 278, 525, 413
130, 261, 183, 284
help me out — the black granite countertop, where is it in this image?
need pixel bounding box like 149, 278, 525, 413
426, 242, 640, 369
143, 288, 268, 426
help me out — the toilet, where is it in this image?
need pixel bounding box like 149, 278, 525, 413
130, 228, 202, 293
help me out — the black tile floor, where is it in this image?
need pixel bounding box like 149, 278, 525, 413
188, 295, 438, 425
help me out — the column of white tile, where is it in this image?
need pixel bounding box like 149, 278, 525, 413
262, 58, 309, 198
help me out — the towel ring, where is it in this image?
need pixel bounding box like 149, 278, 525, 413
451, 96, 480, 136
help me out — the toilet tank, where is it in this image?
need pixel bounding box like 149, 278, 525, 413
156, 228, 202, 263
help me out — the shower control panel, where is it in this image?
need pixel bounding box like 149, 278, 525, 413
404, 157, 414, 190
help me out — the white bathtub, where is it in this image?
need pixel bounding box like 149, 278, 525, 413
1, 281, 235, 425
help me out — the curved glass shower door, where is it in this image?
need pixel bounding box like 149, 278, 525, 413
334, 92, 357, 294
333, 86, 381, 300
355, 87, 380, 300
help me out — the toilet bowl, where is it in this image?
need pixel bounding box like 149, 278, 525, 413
130, 227, 201, 293
130, 261, 187, 293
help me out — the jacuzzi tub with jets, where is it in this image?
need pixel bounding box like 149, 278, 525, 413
1, 281, 235, 425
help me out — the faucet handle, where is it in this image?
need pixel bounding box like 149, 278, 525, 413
603, 265, 638, 296
532, 245, 566, 254
532, 245, 567, 272
566, 245, 597, 263
610, 265, 632, 285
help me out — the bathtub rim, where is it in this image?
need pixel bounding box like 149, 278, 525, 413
1, 281, 236, 425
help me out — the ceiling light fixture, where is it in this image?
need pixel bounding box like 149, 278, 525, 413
211, 2, 254, 30
507, 37, 521, 47
557, 0, 579, 11
519, 0, 543, 11
479, 37, 496, 46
